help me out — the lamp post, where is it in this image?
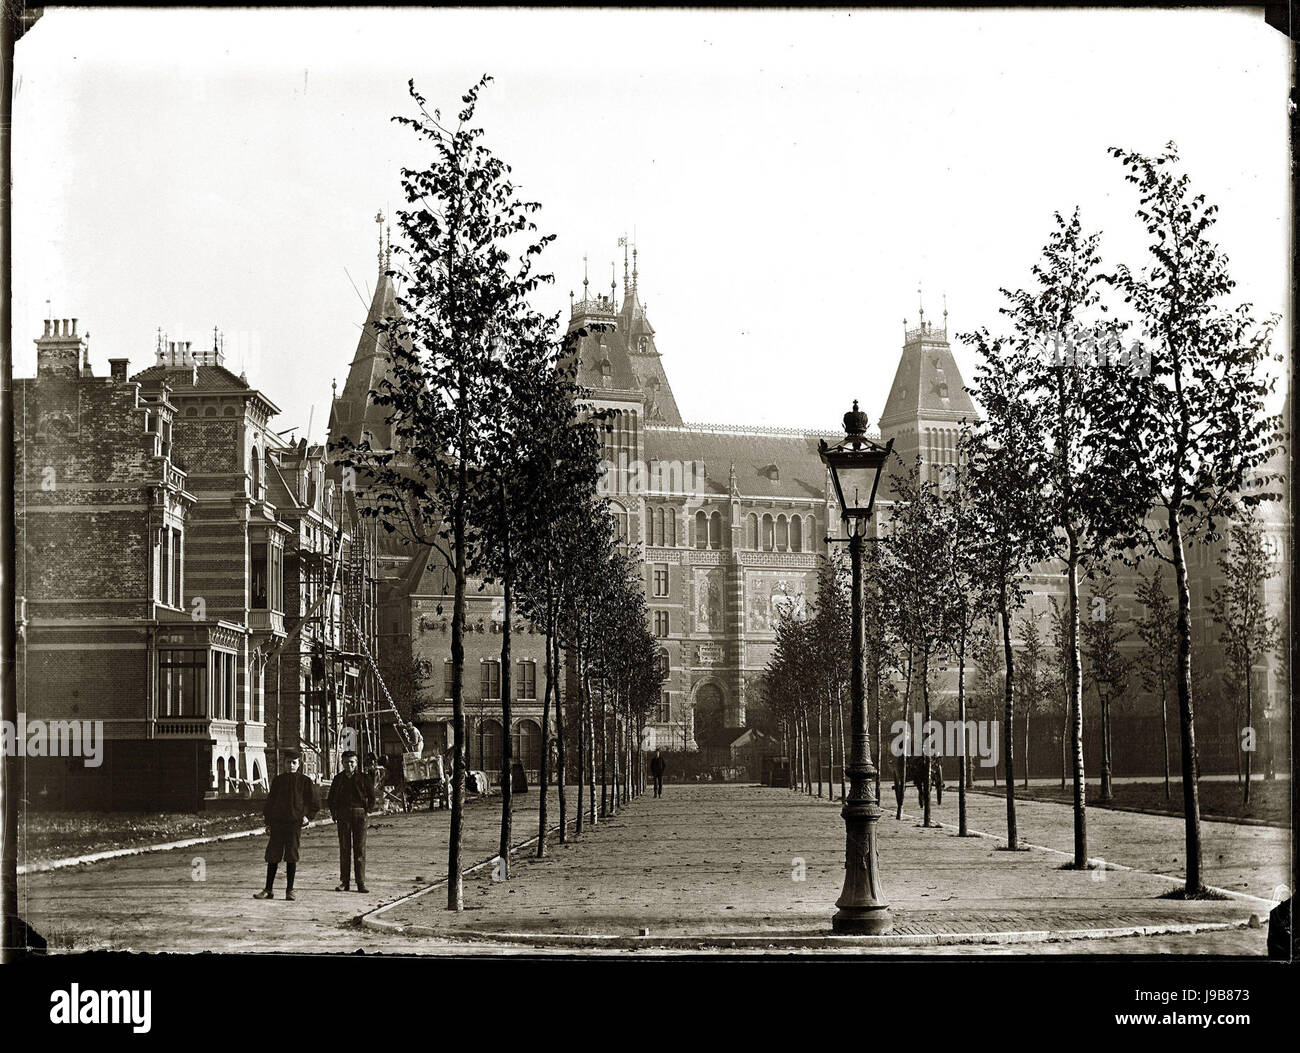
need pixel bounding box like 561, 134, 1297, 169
819, 401, 894, 934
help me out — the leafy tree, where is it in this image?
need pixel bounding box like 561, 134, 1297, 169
1001, 209, 1148, 866
334, 77, 546, 910
1134, 568, 1177, 801
1207, 507, 1279, 804
1079, 574, 1130, 801
964, 332, 1056, 849
1105, 143, 1283, 893
878, 459, 961, 826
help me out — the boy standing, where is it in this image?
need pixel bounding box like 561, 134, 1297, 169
255, 751, 318, 900
328, 750, 375, 892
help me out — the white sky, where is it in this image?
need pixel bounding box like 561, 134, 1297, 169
11, 6, 1292, 436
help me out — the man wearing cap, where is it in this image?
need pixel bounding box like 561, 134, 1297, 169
254, 751, 318, 901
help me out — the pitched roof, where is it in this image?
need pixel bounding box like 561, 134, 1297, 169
130, 362, 281, 415
878, 323, 977, 429
643, 424, 836, 501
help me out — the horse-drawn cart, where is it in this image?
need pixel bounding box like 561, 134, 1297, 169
382, 752, 448, 812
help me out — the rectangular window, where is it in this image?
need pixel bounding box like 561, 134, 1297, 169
480, 661, 501, 700
444, 660, 455, 700
517, 660, 537, 699
158, 649, 207, 718
171, 528, 182, 608
653, 564, 669, 597
159, 529, 172, 606
654, 693, 671, 723
251, 543, 268, 609
269, 544, 283, 612
654, 611, 669, 638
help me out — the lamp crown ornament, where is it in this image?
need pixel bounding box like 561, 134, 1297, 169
843, 399, 870, 442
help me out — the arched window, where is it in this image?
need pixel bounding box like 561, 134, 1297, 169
746, 514, 759, 550
695, 510, 708, 550
473, 719, 504, 774
666, 509, 676, 547
512, 719, 542, 772
709, 511, 723, 550
250, 447, 262, 498
776, 515, 789, 550
762, 514, 775, 551
790, 515, 803, 552
656, 507, 666, 547
655, 649, 670, 679
216, 756, 227, 794
609, 501, 630, 550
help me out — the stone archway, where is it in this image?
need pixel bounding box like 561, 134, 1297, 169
692, 681, 727, 746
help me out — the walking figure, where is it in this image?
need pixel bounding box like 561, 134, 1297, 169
328, 750, 375, 893
650, 750, 666, 798
254, 750, 318, 901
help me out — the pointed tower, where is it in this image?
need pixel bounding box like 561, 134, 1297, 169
877, 300, 976, 487
328, 222, 404, 455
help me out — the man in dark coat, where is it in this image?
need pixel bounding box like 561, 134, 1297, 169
650, 750, 666, 798
328, 750, 375, 893
254, 751, 318, 901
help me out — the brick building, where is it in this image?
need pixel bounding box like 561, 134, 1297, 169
15, 319, 382, 808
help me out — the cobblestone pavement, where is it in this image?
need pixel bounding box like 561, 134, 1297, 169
18, 783, 1289, 955
20, 788, 570, 954
379, 785, 1288, 953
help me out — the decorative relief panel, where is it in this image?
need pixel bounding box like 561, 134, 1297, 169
741, 551, 818, 569
744, 569, 817, 632
693, 566, 726, 633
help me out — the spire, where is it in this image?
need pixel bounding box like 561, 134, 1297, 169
375, 210, 384, 274
583, 254, 589, 298
943, 292, 948, 328
632, 244, 639, 294
385, 221, 392, 271
610, 261, 616, 306
619, 235, 629, 295
917, 281, 924, 328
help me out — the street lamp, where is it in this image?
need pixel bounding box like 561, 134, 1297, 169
819, 400, 894, 935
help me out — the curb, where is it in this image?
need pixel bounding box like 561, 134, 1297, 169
361, 810, 584, 932
965, 786, 1287, 829
19, 790, 510, 875
359, 918, 1249, 951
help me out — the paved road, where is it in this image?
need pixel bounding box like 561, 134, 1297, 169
18, 783, 1289, 954
20, 787, 575, 954
380, 785, 1288, 952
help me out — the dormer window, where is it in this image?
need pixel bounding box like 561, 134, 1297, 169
599, 359, 613, 378
763, 464, 781, 481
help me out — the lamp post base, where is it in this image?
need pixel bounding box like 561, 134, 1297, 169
831, 905, 894, 935
832, 796, 892, 935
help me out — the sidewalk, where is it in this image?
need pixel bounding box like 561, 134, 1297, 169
373, 785, 1284, 951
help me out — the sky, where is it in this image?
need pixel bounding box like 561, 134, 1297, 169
11, 6, 1292, 437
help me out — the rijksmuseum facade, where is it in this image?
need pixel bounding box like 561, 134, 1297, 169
330, 245, 1290, 780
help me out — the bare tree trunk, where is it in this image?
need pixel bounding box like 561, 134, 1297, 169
599, 681, 608, 818
447, 485, 468, 911
957, 629, 969, 836
1001, 585, 1018, 850
586, 673, 597, 826
554, 629, 567, 843
1161, 678, 1170, 802
816, 701, 824, 798
1064, 532, 1088, 867
537, 601, 553, 857
1099, 692, 1113, 802
1243, 652, 1253, 805
574, 630, 584, 837
921, 647, 932, 827
1169, 506, 1204, 894
1023, 704, 1030, 790
497, 560, 513, 879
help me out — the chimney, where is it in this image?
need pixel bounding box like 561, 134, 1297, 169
108, 358, 129, 383
35, 317, 88, 380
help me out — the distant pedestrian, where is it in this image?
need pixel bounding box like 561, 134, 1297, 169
650, 750, 666, 798
328, 750, 375, 893
254, 751, 318, 901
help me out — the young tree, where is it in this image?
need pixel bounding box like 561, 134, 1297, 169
1106, 144, 1283, 893
969, 620, 1003, 788
1002, 209, 1149, 867
1079, 575, 1130, 802
964, 336, 1056, 849
1207, 508, 1279, 804
334, 77, 548, 910
1134, 568, 1177, 801
1016, 611, 1049, 789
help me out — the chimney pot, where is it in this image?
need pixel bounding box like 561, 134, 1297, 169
109, 358, 128, 382
71, 319, 78, 336
43, 319, 51, 337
